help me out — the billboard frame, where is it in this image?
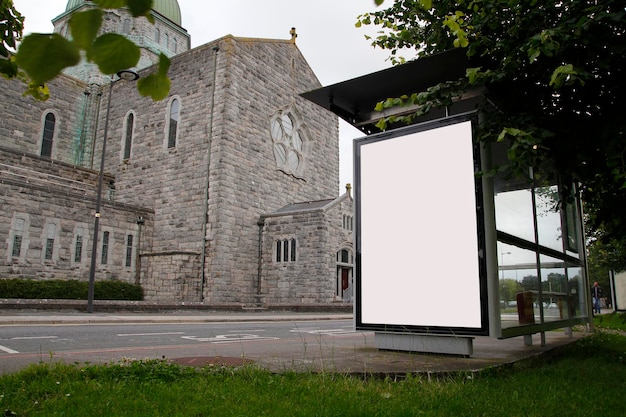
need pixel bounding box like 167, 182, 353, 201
354, 113, 489, 336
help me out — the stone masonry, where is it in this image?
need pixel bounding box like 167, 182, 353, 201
0, 2, 352, 306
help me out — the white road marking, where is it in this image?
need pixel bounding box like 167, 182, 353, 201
117, 332, 186, 337
0, 345, 19, 354
10, 336, 58, 340
290, 328, 357, 336
182, 334, 279, 344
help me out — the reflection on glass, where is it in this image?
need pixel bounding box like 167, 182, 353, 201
535, 186, 564, 252
567, 265, 585, 318
564, 185, 581, 255
539, 254, 567, 322
498, 243, 539, 328
495, 188, 535, 243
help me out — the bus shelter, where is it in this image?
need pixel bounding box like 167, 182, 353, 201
302, 49, 590, 355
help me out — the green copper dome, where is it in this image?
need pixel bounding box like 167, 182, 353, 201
65, 0, 182, 26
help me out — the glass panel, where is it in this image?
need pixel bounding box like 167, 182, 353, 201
124, 113, 133, 159
167, 99, 180, 148
41, 113, 55, 157
535, 186, 563, 252
275, 240, 281, 262
101, 231, 109, 264
494, 187, 535, 243
568, 265, 586, 318
75, 235, 83, 263
283, 239, 288, 262
539, 254, 567, 322
12, 235, 22, 257
45, 238, 54, 260
498, 242, 539, 328
290, 239, 296, 262
126, 235, 133, 267
564, 186, 581, 256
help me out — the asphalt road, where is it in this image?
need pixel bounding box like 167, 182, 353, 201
0, 319, 364, 374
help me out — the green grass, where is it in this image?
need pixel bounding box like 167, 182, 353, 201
1, 332, 625, 416
594, 311, 626, 332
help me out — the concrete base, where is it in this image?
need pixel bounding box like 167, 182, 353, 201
375, 332, 474, 356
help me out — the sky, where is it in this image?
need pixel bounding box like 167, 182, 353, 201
12, 0, 399, 192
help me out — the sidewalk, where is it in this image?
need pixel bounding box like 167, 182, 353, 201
0, 309, 588, 375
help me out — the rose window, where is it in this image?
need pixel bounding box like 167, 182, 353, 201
270, 108, 308, 178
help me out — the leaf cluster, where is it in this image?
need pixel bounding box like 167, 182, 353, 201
359, 0, 626, 246
4, 0, 170, 100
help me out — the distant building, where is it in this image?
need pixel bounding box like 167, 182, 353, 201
0, 0, 353, 306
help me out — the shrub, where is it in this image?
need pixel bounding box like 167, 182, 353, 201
0, 278, 143, 300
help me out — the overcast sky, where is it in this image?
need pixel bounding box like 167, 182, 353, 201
13, 0, 399, 192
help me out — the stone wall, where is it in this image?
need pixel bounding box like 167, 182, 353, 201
203, 37, 340, 304
0, 75, 92, 166
140, 251, 201, 301
0, 31, 344, 305
260, 194, 353, 305
0, 147, 153, 283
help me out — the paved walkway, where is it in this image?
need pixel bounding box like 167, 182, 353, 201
0, 311, 587, 375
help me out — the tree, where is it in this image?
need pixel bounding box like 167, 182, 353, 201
358, 0, 626, 245
500, 278, 522, 304
1, 0, 170, 100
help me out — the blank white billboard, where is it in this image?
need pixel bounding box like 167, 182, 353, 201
355, 117, 487, 334
612, 271, 626, 311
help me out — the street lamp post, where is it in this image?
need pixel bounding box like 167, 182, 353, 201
87, 70, 139, 313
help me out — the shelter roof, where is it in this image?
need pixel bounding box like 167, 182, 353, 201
300, 48, 469, 134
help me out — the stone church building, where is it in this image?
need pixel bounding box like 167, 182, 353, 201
0, 0, 354, 306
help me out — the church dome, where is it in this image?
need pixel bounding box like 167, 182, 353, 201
65, 0, 182, 26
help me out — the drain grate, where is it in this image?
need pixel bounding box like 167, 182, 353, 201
171, 356, 255, 367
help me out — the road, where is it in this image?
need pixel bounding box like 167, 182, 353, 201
0, 319, 369, 374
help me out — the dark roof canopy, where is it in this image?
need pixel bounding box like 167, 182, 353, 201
301, 48, 469, 134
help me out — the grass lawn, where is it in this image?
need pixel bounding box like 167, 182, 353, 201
594, 311, 626, 332
1, 329, 625, 416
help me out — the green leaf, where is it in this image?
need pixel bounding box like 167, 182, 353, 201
419, 0, 433, 9
137, 54, 171, 100
87, 33, 140, 74
14, 33, 80, 84
69, 9, 103, 50
466, 67, 481, 84
23, 81, 50, 101
0, 58, 19, 78
93, 0, 126, 8
550, 64, 577, 88
127, 0, 153, 18
155, 52, 170, 77
137, 72, 171, 101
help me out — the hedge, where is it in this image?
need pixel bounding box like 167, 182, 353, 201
0, 279, 143, 301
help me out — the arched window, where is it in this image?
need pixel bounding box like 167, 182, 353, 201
123, 19, 131, 34
41, 112, 55, 157
173, 37, 177, 53
167, 98, 180, 148
164, 33, 169, 49
275, 238, 297, 263
125, 234, 133, 267
154, 28, 161, 43
101, 231, 110, 265
123, 112, 134, 160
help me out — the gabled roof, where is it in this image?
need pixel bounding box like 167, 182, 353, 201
263, 193, 352, 219
300, 49, 469, 134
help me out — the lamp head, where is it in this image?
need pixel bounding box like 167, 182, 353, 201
117, 69, 140, 81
